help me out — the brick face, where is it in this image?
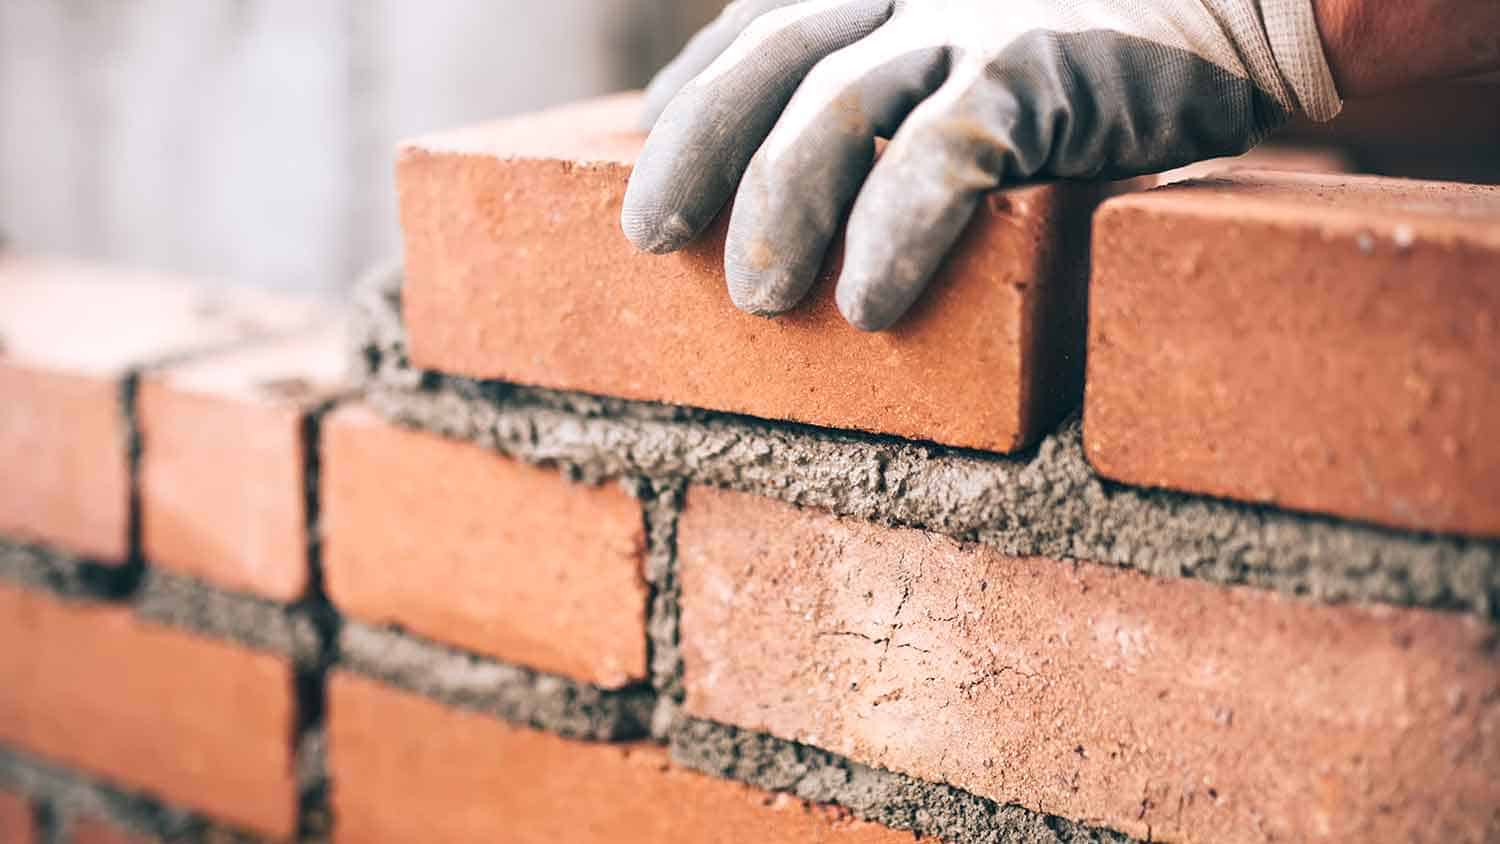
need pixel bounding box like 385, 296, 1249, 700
397, 93, 1108, 453
677, 486, 1500, 843
0, 255, 321, 562
0, 365, 129, 562
1086, 171, 1500, 537
0, 791, 33, 844
139, 328, 347, 600
70, 818, 152, 844
328, 672, 927, 844
321, 405, 649, 688
0, 583, 299, 838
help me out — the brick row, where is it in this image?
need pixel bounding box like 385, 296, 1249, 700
328, 672, 928, 844
0, 254, 322, 564
676, 485, 1500, 843
321, 405, 649, 689
396, 93, 1110, 453
0, 582, 299, 838
1087, 171, 1500, 537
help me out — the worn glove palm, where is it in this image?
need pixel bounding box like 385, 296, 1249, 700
622, 0, 1341, 330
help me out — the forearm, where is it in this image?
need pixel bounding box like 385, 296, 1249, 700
1314, 0, 1500, 95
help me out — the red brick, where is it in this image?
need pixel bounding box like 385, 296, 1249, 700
397, 93, 1110, 453
321, 405, 648, 688
140, 327, 348, 600
70, 818, 152, 844
328, 672, 927, 844
0, 791, 34, 844
0, 582, 299, 838
1086, 171, 1500, 537
0, 255, 321, 562
677, 486, 1500, 843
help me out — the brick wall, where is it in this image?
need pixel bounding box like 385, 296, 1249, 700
1, 94, 1496, 843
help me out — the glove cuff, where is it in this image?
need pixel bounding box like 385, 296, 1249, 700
1261, 0, 1343, 121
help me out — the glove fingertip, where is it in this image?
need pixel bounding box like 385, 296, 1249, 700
836, 277, 901, 332
621, 205, 696, 255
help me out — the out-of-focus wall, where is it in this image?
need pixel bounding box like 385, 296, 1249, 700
0, 0, 723, 293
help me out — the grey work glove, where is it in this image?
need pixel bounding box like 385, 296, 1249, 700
621, 0, 1342, 330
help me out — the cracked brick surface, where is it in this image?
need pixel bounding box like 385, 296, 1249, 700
676, 485, 1500, 843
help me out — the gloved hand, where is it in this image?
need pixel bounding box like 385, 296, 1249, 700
622, 0, 1342, 330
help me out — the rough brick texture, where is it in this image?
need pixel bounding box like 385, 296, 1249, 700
397, 93, 1110, 453
328, 672, 928, 844
140, 327, 347, 600
677, 486, 1500, 843
0, 790, 33, 844
0, 255, 320, 562
0, 583, 299, 838
1087, 171, 1500, 537
322, 405, 649, 688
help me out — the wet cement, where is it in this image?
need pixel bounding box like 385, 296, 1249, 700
357, 267, 1500, 618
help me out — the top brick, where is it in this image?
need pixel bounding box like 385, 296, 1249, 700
1086, 171, 1500, 537
397, 93, 1112, 453
0, 254, 322, 561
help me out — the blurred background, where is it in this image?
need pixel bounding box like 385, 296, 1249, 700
0, 2, 1493, 296
0, 0, 721, 295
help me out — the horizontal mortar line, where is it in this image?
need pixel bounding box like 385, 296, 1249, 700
337, 618, 656, 743
362, 369, 1500, 620
0, 536, 142, 602
0, 742, 269, 844
671, 716, 1142, 844
0, 542, 323, 667
423, 370, 1500, 552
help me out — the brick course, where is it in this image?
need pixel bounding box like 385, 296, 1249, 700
139, 328, 347, 600
0, 583, 299, 838
1087, 171, 1500, 537
328, 672, 928, 844
677, 485, 1500, 843
322, 405, 649, 688
396, 93, 1108, 453
0, 255, 320, 562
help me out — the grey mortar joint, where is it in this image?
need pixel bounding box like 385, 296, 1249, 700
637, 478, 687, 740
670, 718, 1139, 844
0, 745, 265, 844
288, 397, 344, 844
338, 620, 654, 742
0, 540, 120, 602
0, 543, 323, 666
133, 569, 324, 668
355, 268, 1500, 620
